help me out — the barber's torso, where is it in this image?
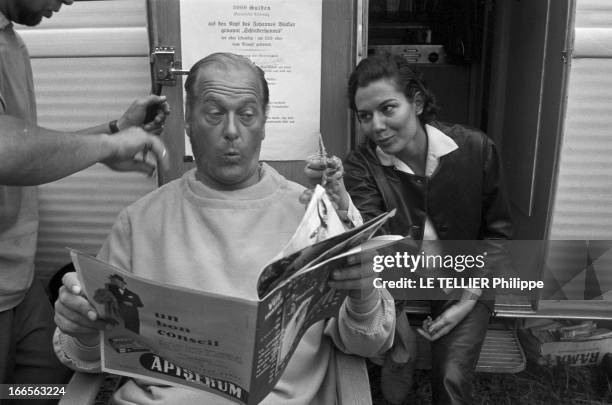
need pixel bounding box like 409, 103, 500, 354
0, 13, 39, 311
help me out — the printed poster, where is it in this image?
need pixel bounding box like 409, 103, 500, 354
179, 0, 322, 160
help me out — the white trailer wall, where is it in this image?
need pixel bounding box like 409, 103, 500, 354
541, 0, 612, 304
548, 0, 612, 240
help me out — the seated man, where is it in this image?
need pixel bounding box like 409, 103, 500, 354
53, 52, 395, 404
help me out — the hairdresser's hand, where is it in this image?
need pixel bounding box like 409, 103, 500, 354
419, 299, 476, 341
301, 155, 351, 217
102, 126, 169, 175
54, 272, 110, 347
328, 251, 376, 300
117, 94, 170, 135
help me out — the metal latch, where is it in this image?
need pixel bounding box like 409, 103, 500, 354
150, 46, 189, 86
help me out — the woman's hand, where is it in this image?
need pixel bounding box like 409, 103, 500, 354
418, 299, 476, 341
301, 155, 351, 217
54, 272, 111, 346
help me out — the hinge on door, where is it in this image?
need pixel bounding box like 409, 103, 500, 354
150, 46, 189, 86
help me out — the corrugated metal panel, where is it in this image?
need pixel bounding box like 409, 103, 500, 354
32, 57, 152, 129
19, 28, 148, 57
17, 0, 147, 30
549, 0, 612, 241
573, 0, 612, 58
548, 59, 612, 240
542, 0, 612, 314
574, 28, 612, 58
36, 167, 156, 270
18, 0, 148, 58
15, 0, 157, 276
574, 0, 612, 29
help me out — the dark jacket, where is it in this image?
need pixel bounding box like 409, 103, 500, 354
344, 121, 513, 241
344, 121, 513, 305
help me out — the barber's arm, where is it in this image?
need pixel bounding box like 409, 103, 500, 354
0, 116, 169, 186
0, 94, 170, 186
78, 94, 170, 136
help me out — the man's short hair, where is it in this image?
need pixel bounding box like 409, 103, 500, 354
184, 53, 269, 114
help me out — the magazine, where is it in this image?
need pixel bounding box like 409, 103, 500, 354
70, 185, 394, 405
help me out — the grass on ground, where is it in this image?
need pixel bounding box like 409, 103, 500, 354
369, 360, 612, 405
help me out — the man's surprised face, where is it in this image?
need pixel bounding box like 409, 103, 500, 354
186, 64, 266, 191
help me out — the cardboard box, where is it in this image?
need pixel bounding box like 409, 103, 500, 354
519, 329, 612, 367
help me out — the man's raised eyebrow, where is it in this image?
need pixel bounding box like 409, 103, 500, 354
196, 80, 262, 99
198, 94, 261, 110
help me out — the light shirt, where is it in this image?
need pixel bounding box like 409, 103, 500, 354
55, 165, 394, 404
0, 11, 39, 311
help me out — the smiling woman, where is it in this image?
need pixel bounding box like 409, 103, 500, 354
344, 52, 513, 405
353, 79, 427, 175
348, 54, 440, 177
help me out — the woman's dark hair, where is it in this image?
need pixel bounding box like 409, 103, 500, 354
348, 53, 440, 124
